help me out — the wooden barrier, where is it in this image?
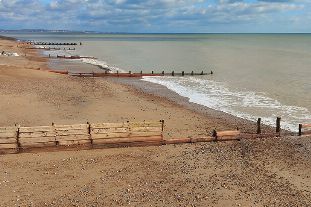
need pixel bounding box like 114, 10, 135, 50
165, 138, 191, 145
68, 71, 212, 78
299, 124, 311, 136
55, 124, 91, 146
19, 126, 56, 148
1, 117, 306, 155
0, 127, 18, 153
164, 130, 241, 145
48, 70, 69, 75
33, 42, 78, 46
216, 130, 241, 141
0, 121, 164, 154
91, 121, 163, 146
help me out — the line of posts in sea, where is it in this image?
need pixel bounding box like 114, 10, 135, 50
29, 47, 76, 51
32, 42, 81, 46
69, 70, 214, 77
132, 70, 214, 76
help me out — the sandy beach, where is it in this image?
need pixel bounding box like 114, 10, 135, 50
1, 37, 311, 206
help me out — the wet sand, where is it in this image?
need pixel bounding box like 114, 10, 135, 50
0, 37, 310, 206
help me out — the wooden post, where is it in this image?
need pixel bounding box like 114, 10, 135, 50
191, 71, 194, 75
298, 124, 302, 136
161, 120, 165, 132
152, 71, 154, 74
212, 130, 217, 141
172, 71, 175, 76
162, 71, 164, 75
52, 122, 58, 146
276, 117, 281, 134
211, 71, 213, 75
87, 122, 93, 146
182, 71, 184, 76
141, 70, 143, 75
201, 71, 204, 75
16, 125, 21, 152
257, 118, 261, 134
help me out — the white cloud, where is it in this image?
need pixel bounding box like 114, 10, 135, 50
0, 0, 308, 32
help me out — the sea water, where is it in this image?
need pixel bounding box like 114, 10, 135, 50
5, 33, 311, 131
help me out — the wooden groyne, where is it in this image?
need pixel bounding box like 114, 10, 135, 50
0, 121, 164, 154
54, 55, 96, 60
0, 116, 308, 155
27, 47, 76, 51
32, 42, 78, 46
68, 70, 213, 78
0, 120, 246, 155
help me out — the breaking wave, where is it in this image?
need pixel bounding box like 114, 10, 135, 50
143, 76, 311, 132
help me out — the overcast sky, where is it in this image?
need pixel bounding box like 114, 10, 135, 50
0, 0, 310, 33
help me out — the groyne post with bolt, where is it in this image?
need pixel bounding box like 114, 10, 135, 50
298, 124, 302, 136
257, 118, 261, 134
276, 117, 281, 135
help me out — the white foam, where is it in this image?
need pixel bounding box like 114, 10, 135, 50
81, 58, 125, 73
42, 47, 125, 73
143, 76, 311, 132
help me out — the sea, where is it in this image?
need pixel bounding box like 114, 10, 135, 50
4, 32, 311, 132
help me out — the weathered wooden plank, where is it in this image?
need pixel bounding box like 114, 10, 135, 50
93, 136, 162, 145
20, 142, 56, 148
130, 131, 162, 137
19, 126, 54, 133
91, 127, 128, 134
191, 137, 214, 143
0, 143, 17, 149
164, 138, 191, 145
129, 122, 162, 128
91, 122, 129, 129
58, 139, 91, 146
19, 131, 56, 138
0, 127, 18, 133
217, 130, 240, 137
55, 130, 88, 136
54, 124, 88, 130
91, 132, 130, 139
56, 135, 90, 141
0, 137, 17, 144
0, 132, 17, 138
19, 137, 56, 144
130, 127, 162, 132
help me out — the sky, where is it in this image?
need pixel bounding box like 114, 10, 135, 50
0, 0, 310, 33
